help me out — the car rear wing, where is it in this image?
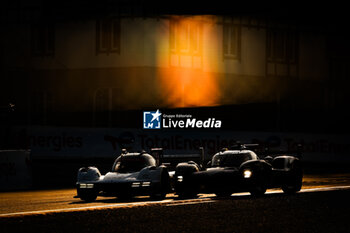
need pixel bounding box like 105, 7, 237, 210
251, 144, 303, 159
150, 147, 205, 171
228, 143, 259, 150
228, 141, 302, 159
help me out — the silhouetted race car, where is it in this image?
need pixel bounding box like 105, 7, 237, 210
174, 144, 303, 198
76, 149, 170, 202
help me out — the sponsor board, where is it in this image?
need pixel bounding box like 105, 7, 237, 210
0, 150, 32, 190
14, 126, 350, 163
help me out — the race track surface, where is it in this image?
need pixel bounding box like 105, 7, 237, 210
1, 173, 350, 216
1, 173, 350, 233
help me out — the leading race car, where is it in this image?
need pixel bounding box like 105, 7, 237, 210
174, 144, 303, 198
76, 149, 170, 202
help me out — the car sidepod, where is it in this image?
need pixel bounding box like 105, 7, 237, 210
94, 166, 170, 200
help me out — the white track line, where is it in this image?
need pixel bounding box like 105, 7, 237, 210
165, 200, 216, 207
0, 199, 173, 217
1, 185, 350, 217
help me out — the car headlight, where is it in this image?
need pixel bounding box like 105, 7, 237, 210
142, 181, 151, 187
243, 170, 252, 178
132, 182, 141, 188
132, 182, 151, 188
80, 183, 94, 188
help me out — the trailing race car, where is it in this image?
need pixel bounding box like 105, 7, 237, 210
174, 144, 303, 198
76, 149, 170, 202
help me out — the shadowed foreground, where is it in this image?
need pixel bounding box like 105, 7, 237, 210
1, 188, 350, 233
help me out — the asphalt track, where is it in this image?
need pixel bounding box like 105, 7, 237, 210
1, 173, 350, 217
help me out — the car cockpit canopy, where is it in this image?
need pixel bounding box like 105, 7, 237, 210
211, 150, 258, 167
112, 152, 156, 173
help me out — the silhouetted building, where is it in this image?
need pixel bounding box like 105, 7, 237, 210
1, 1, 350, 133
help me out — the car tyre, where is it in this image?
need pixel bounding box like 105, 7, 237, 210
250, 185, 266, 196
282, 178, 302, 194
282, 165, 303, 194
151, 171, 170, 200
249, 174, 267, 197
176, 177, 198, 199
78, 189, 98, 202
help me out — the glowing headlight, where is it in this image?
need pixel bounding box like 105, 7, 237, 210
243, 170, 252, 178
80, 183, 94, 188
177, 176, 183, 182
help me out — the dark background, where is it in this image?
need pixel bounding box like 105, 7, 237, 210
1, 1, 350, 183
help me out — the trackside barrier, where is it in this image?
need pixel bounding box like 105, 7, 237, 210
0, 150, 32, 191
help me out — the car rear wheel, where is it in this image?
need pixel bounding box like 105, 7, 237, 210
282, 178, 302, 194
282, 184, 300, 194
282, 167, 303, 194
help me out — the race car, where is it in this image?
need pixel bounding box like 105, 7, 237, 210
174, 144, 303, 198
76, 149, 170, 202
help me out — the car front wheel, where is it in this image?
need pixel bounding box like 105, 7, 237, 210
151, 171, 170, 200
250, 185, 267, 196
249, 175, 267, 196
77, 188, 98, 202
